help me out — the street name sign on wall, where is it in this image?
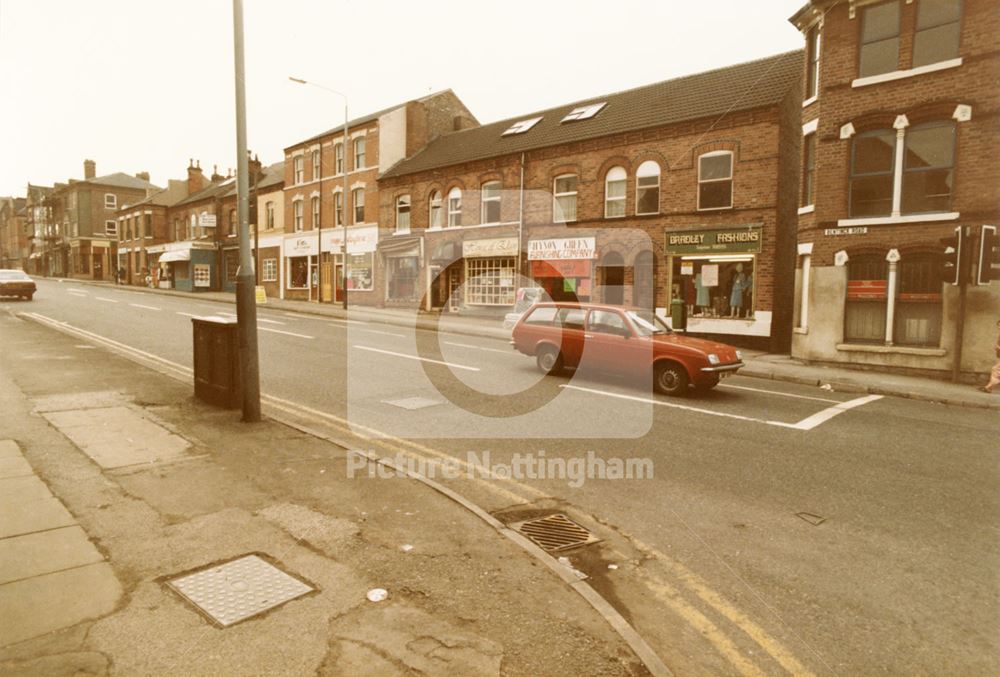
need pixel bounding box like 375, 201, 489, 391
664, 225, 762, 255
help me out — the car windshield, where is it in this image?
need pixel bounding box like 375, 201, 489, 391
0, 270, 29, 280
626, 310, 670, 336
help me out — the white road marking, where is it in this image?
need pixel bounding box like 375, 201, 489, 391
129, 303, 160, 311
717, 382, 840, 404
95, 297, 119, 303
353, 345, 480, 371
443, 340, 511, 354
354, 327, 405, 338
788, 394, 883, 431
327, 317, 368, 325
176, 312, 201, 318
281, 311, 368, 325
256, 318, 285, 325
259, 327, 314, 339
67, 288, 87, 293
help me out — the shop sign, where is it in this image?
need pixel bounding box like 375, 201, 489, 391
531, 259, 592, 278
527, 237, 596, 260
824, 227, 868, 236
463, 237, 517, 258
664, 225, 762, 255
325, 225, 379, 254
286, 236, 317, 256
198, 213, 217, 228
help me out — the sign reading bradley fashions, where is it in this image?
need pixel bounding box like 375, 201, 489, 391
463, 237, 517, 257
664, 225, 762, 255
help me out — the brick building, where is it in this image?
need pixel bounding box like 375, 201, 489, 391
0, 196, 29, 269
281, 90, 476, 303
789, 0, 1000, 377
378, 52, 804, 350
251, 161, 285, 300
24, 184, 54, 276
115, 177, 197, 286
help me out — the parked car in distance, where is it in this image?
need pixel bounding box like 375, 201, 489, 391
510, 302, 743, 396
503, 287, 547, 330
0, 269, 36, 301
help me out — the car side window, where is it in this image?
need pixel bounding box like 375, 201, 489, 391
556, 308, 586, 330
588, 310, 629, 337
523, 307, 557, 325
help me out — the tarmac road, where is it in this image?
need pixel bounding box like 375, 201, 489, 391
9, 277, 999, 676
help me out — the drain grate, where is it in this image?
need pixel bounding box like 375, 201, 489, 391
512, 513, 600, 552
166, 554, 313, 627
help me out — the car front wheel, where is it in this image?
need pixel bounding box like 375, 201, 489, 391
654, 362, 689, 396
536, 346, 564, 375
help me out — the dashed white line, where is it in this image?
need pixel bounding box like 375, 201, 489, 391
354, 328, 405, 338
717, 382, 840, 403
443, 340, 512, 354
129, 303, 160, 311
176, 312, 201, 318
353, 345, 480, 371
259, 327, 314, 339
256, 318, 286, 325
95, 297, 119, 303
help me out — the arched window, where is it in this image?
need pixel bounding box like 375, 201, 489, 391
636, 161, 661, 215
698, 151, 733, 210
604, 167, 626, 218
447, 187, 462, 227
429, 191, 443, 229
396, 194, 411, 233
481, 181, 501, 223
895, 253, 943, 347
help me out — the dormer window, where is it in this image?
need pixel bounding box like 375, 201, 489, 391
502, 117, 542, 136
561, 102, 606, 122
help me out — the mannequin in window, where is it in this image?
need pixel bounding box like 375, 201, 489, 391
729, 263, 747, 318
684, 274, 696, 317
695, 272, 710, 316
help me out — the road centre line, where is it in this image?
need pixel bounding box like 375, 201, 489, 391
66, 288, 87, 293
717, 382, 840, 403
129, 303, 160, 311
259, 327, 314, 339
790, 394, 883, 430
354, 327, 405, 338
176, 312, 200, 318
353, 344, 480, 371
95, 297, 119, 303
443, 340, 512, 354
256, 318, 285, 325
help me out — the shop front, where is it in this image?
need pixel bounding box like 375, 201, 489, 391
427, 241, 462, 312
664, 224, 771, 338
461, 237, 518, 310
148, 242, 217, 292
379, 236, 422, 307
527, 237, 595, 302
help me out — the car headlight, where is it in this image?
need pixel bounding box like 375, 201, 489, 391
707, 353, 720, 365
736, 350, 743, 361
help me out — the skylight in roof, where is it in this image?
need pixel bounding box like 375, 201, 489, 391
502, 117, 543, 136
561, 102, 606, 123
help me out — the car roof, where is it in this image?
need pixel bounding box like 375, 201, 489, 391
531, 302, 644, 312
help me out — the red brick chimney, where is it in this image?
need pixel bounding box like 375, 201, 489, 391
83, 159, 96, 179
135, 171, 150, 182
187, 159, 206, 194
211, 164, 225, 182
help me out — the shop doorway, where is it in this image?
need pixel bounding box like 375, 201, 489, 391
334, 263, 344, 303
447, 265, 462, 312
600, 252, 624, 305
93, 253, 104, 280
321, 260, 332, 302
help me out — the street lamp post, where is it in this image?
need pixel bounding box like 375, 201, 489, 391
289, 77, 349, 310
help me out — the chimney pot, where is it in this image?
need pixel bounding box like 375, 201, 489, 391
83, 159, 96, 179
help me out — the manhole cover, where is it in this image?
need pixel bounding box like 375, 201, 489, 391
512, 513, 600, 552
166, 554, 313, 627
382, 397, 441, 410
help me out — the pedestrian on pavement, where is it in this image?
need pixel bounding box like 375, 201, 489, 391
979, 318, 1000, 393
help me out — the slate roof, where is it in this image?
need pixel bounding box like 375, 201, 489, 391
382, 51, 803, 179
88, 172, 160, 191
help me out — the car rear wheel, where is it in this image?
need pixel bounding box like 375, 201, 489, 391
536, 346, 563, 375
654, 362, 689, 396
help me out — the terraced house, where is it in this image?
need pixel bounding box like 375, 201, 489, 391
789, 0, 1000, 377
378, 52, 804, 350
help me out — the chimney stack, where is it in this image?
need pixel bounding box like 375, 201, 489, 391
187, 159, 206, 194
210, 164, 225, 182
83, 159, 96, 179
135, 171, 150, 182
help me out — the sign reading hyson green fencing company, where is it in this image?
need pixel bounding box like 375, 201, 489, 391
664, 225, 763, 255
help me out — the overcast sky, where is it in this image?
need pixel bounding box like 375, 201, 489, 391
0, 0, 807, 196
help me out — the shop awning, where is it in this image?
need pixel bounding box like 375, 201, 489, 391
159, 250, 191, 263
378, 236, 421, 255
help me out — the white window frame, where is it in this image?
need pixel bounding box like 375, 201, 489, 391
266, 201, 275, 229
104, 193, 117, 209
353, 137, 366, 170
352, 188, 364, 224
553, 174, 578, 223
447, 187, 462, 227
481, 181, 501, 224
334, 191, 343, 226
293, 199, 304, 232
429, 191, 443, 229
561, 102, 606, 122
635, 161, 661, 215
294, 156, 304, 184
105, 220, 117, 236
501, 117, 542, 136
604, 167, 626, 218
312, 149, 321, 180
334, 143, 344, 174
804, 24, 821, 104
396, 194, 411, 233
311, 196, 320, 229
801, 123, 818, 211
697, 151, 734, 211
262, 258, 278, 282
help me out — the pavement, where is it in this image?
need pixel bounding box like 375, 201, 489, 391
0, 312, 651, 676
52, 276, 1000, 411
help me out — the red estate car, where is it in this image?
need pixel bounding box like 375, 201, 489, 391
511, 303, 743, 396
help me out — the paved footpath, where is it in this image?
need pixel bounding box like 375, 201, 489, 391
0, 311, 652, 676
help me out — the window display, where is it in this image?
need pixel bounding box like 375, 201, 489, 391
671, 257, 755, 319
387, 255, 419, 301
465, 256, 516, 305
347, 252, 373, 291
288, 256, 308, 289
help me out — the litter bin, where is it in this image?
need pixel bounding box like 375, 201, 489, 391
670, 298, 687, 332
192, 316, 241, 408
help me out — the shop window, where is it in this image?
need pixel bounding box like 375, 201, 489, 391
894, 253, 943, 346
334, 143, 344, 174
553, 174, 578, 222
844, 254, 888, 343
671, 256, 755, 319
697, 152, 733, 210
262, 258, 277, 282
347, 252, 374, 291
352, 188, 364, 224
802, 133, 817, 208
604, 167, 626, 218
396, 194, 411, 233
481, 181, 501, 223
901, 121, 955, 214
859, 1, 900, 78
429, 191, 443, 229
293, 200, 303, 231
849, 130, 896, 217
312, 150, 321, 180
354, 137, 366, 169
294, 156, 304, 184
805, 24, 821, 100
448, 187, 462, 227
466, 256, 516, 305
913, 0, 962, 68
288, 256, 309, 289
635, 161, 660, 215
633, 251, 655, 310
334, 192, 343, 226
387, 255, 419, 301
